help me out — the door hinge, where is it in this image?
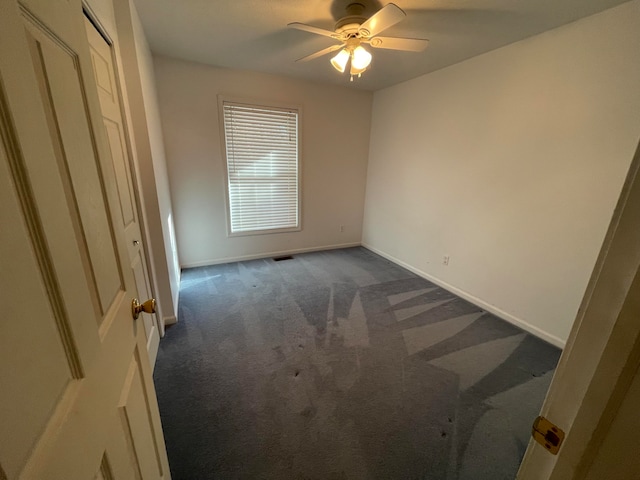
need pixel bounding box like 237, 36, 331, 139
532, 416, 565, 455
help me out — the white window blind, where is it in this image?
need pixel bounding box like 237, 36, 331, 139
222, 102, 300, 234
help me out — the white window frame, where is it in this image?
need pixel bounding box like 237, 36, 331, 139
218, 96, 302, 237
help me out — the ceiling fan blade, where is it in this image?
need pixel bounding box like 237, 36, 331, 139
288, 22, 339, 39
296, 44, 343, 62
358, 3, 406, 38
368, 36, 429, 52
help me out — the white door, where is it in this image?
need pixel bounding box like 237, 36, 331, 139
84, 17, 161, 367
0, 0, 170, 478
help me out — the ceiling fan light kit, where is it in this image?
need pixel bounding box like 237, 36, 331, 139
330, 48, 350, 73
331, 42, 373, 80
351, 45, 372, 69
289, 2, 429, 82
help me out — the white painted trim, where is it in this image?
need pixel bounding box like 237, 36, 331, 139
181, 242, 362, 269
163, 315, 177, 326
362, 242, 566, 349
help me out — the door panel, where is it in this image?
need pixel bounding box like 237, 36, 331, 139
0, 124, 73, 480
24, 17, 123, 319
104, 118, 136, 226
133, 249, 158, 352
85, 17, 161, 366
119, 349, 165, 479
0, 0, 170, 478
95, 457, 112, 480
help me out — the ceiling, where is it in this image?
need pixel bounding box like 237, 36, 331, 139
133, 0, 630, 91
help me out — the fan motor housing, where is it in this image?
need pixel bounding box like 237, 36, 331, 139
335, 2, 367, 35
335, 20, 366, 36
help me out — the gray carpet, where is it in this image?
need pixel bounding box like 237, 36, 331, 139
153, 247, 560, 479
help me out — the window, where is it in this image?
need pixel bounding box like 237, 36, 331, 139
221, 100, 300, 235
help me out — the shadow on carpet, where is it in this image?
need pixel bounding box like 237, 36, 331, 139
153, 247, 561, 479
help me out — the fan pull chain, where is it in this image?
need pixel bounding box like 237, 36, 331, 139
350, 75, 353, 82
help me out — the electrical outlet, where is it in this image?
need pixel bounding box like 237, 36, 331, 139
340, 225, 345, 233
443, 255, 450, 266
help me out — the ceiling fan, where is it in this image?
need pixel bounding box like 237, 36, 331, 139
288, 2, 428, 81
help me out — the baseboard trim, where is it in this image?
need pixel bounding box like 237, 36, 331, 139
362, 243, 566, 349
180, 242, 363, 269
163, 315, 177, 326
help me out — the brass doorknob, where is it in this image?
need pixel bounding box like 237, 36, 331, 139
132, 298, 156, 320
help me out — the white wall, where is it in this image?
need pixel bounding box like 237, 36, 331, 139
153, 57, 372, 267
362, 1, 640, 346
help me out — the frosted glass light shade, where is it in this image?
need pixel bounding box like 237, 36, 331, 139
350, 63, 367, 75
330, 49, 350, 73
351, 46, 372, 70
